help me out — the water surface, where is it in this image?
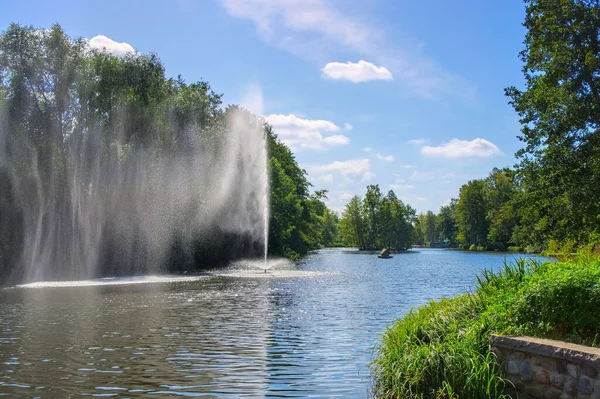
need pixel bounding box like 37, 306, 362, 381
0, 249, 549, 398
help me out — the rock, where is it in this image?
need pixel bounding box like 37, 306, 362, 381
536, 369, 550, 385
545, 388, 563, 399
581, 364, 598, 378
591, 380, 600, 399
551, 374, 565, 389
568, 364, 579, 379
507, 360, 520, 375
521, 359, 534, 381
525, 382, 548, 398
580, 376, 594, 394
532, 355, 558, 372
565, 377, 578, 396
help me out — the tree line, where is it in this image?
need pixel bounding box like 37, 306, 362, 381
340, 0, 600, 254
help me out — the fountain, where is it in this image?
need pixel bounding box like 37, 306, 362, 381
0, 102, 270, 284
0, 26, 274, 285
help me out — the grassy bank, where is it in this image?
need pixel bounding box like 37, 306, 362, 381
371, 255, 600, 399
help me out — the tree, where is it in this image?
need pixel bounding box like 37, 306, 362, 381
456, 180, 488, 247
363, 184, 383, 249
506, 0, 600, 246
340, 195, 366, 249
437, 199, 458, 247
423, 211, 438, 244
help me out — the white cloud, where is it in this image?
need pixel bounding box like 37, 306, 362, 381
390, 183, 414, 191
399, 164, 415, 169
323, 135, 350, 145
389, 177, 413, 191
322, 60, 393, 83
316, 174, 334, 183
421, 138, 500, 158
88, 35, 135, 56
344, 123, 353, 131
375, 153, 394, 162
407, 138, 428, 145
310, 158, 374, 181
399, 195, 428, 205
363, 147, 373, 152
265, 113, 350, 151
340, 192, 354, 201
218, 0, 476, 102
410, 171, 436, 181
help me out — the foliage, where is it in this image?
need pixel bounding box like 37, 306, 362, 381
505, 0, 600, 249
339, 186, 415, 250
372, 255, 600, 398
0, 23, 335, 281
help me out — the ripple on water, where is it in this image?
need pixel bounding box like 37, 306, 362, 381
0, 249, 552, 398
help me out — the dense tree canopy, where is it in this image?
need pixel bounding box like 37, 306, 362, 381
339, 185, 415, 250
505, 0, 600, 247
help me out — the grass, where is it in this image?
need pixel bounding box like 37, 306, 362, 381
371, 255, 600, 399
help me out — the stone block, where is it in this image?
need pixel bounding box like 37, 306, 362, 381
507, 359, 520, 375
557, 361, 568, 374
591, 380, 600, 399
578, 394, 591, 399
533, 355, 557, 370
521, 360, 534, 382
580, 376, 594, 394
568, 364, 579, 379
565, 377, 578, 396
544, 389, 563, 399
536, 369, 551, 385
510, 351, 525, 362
581, 364, 598, 378
552, 373, 565, 389
525, 382, 548, 398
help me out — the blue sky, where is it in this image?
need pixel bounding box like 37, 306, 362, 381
1, 0, 528, 214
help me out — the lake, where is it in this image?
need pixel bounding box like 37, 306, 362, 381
0, 248, 549, 398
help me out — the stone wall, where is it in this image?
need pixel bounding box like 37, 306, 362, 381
490, 335, 600, 399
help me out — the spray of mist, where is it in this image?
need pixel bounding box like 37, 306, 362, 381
0, 105, 270, 283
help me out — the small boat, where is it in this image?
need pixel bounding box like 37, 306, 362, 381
378, 248, 393, 259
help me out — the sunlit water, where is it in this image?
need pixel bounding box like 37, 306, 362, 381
0, 249, 550, 398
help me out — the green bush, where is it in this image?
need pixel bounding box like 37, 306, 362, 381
507, 246, 521, 253
372, 256, 600, 398
468, 244, 476, 251
476, 246, 486, 251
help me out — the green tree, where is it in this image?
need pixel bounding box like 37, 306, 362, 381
437, 199, 458, 247
363, 184, 383, 249
506, 0, 600, 247
423, 211, 438, 244
340, 195, 366, 249
456, 180, 488, 247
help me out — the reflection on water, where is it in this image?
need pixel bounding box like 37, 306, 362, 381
0, 249, 550, 398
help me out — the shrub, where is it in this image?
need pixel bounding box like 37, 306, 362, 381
468, 244, 476, 251
507, 246, 521, 253
372, 256, 600, 398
